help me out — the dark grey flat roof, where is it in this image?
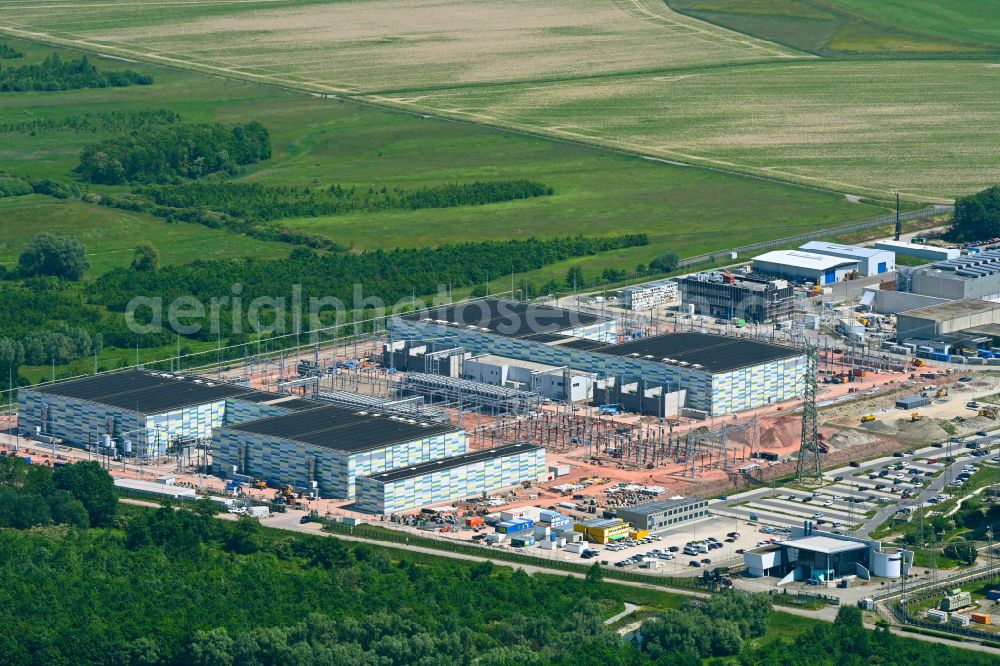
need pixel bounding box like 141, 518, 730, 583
364, 442, 543, 483
599, 332, 800, 374
401, 298, 610, 339
32, 370, 282, 414
222, 403, 458, 453
555, 337, 611, 351
618, 497, 705, 516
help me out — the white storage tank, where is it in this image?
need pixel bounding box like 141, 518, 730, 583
871, 549, 903, 578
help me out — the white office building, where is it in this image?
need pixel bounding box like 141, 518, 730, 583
621, 279, 679, 310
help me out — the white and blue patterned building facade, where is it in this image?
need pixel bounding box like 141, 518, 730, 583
211, 427, 468, 498
388, 318, 806, 416
18, 390, 295, 458
356, 445, 547, 514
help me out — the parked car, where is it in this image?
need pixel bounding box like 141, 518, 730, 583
689, 560, 701, 567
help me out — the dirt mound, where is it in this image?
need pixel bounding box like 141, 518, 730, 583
758, 415, 801, 450
895, 418, 949, 444
862, 419, 897, 435
827, 429, 877, 450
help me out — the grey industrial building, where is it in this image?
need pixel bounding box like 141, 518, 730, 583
895, 299, 1000, 342
911, 251, 1000, 300
677, 273, 794, 323
621, 279, 679, 310
391, 302, 806, 416
212, 403, 467, 498
18, 369, 310, 457
592, 376, 685, 417
616, 497, 709, 532
744, 522, 913, 581
461, 354, 596, 402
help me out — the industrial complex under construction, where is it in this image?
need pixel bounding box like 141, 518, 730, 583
7, 231, 1000, 635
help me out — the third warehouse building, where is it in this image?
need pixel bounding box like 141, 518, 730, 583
355, 442, 546, 514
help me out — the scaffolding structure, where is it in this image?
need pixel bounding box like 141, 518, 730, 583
399, 372, 542, 416
315, 388, 446, 421
682, 417, 760, 477
469, 410, 680, 468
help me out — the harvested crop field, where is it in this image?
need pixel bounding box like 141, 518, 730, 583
2, 0, 998, 199
0, 0, 793, 91
372, 60, 1000, 201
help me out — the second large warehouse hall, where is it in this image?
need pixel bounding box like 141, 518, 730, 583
213, 404, 468, 498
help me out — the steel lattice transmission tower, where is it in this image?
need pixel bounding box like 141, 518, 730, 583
796, 340, 822, 480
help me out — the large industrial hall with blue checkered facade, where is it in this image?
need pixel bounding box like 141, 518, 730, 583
18, 368, 547, 511
390, 299, 806, 416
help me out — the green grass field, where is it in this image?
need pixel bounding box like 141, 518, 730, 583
0, 34, 887, 278
0, 196, 291, 276
667, 0, 1000, 55
2, 1, 995, 200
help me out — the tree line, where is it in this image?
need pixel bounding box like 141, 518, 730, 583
0, 53, 152, 92
132, 179, 553, 221
0, 108, 180, 135
0, 43, 24, 59
88, 233, 650, 338
95, 179, 552, 248
0, 233, 648, 383
0, 175, 81, 200
75, 120, 271, 184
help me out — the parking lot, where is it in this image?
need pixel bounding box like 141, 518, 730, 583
714, 430, 1000, 540
570, 515, 778, 575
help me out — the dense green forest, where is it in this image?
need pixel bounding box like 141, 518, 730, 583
950, 186, 1000, 242
0, 42, 24, 59
0, 457, 994, 665
76, 121, 271, 184
0, 53, 151, 92
0, 109, 180, 135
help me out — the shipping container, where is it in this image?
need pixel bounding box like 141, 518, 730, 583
465, 516, 484, 528
930, 352, 951, 362
971, 613, 991, 625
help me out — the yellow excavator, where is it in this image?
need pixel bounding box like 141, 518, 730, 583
911, 358, 926, 368
861, 415, 876, 423
936, 387, 949, 398
979, 406, 998, 420
911, 412, 923, 422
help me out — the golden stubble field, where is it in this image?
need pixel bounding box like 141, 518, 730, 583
0, 0, 795, 91
370, 59, 1000, 201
